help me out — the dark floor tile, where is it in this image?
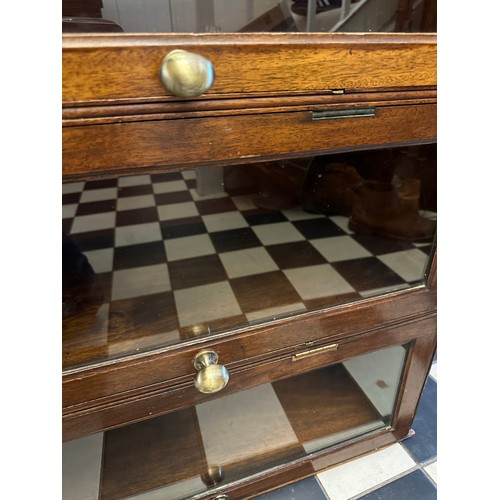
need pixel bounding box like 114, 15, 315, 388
332, 257, 406, 292
351, 233, 414, 255
113, 241, 167, 270
150, 171, 184, 182
293, 218, 345, 239
69, 228, 115, 252
155, 190, 193, 206
230, 271, 302, 313
209, 227, 262, 253
160, 217, 207, 240
179, 313, 248, 340
244, 210, 288, 226
303, 291, 362, 310
117, 184, 154, 198
62, 218, 73, 235
359, 470, 436, 500
76, 199, 117, 216
116, 206, 159, 226
108, 291, 179, 337
195, 197, 238, 215
402, 377, 437, 463
266, 241, 327, 269
84, 178, 117, 190
168, 254, 228, 290
62, 192, 81, 205
254, 476, 328, 500
416, 244, 434, 256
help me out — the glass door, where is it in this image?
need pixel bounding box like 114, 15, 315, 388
63, 342, 409, 499
63, 143, 436, 370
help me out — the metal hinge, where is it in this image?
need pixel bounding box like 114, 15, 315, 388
312, 107, 376, 121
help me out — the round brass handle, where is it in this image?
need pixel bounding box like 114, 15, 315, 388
193, 350, 229, 394
160, 49, 215, 98
201, 465, 225, 486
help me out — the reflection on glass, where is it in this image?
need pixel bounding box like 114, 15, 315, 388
62, 144, 436, 369
62, 0, 436, 34
62, 344, 408, 499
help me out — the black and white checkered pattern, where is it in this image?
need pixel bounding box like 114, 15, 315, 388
63, 169, 434, 358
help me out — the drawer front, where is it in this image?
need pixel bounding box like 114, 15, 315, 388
63, 317, 436, 500
62, 33, 436, 104
62, 103, 436, 176
63, 310, 436, 440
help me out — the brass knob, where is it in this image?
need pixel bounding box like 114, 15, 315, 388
201, 465, 225, 486
160, 49, 215, 98
193, 350, 229, 394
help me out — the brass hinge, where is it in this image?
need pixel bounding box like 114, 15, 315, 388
312, 107, 376, 121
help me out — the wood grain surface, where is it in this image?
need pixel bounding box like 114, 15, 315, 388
63, 33, 436, 103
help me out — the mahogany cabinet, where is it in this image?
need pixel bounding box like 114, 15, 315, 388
62, 3, 436, 498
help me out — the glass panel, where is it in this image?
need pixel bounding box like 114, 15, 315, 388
62, 343, 408, 499
62, 144, 436, 370
62, 0, 436, 34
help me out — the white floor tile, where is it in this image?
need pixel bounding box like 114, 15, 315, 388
189, 188, 228, 201
219, 247, 278, 278
62, 433, 103, 500
303, 420, 385, 455
252, 222, 305, 245
377, 249, 428, 283
429, 361, 437, 381
84, 248, 114, 274
317, 443, 416, 500
118, 174, 151, 187
71, 212, 116, 234
425, 460, 437, 484
282, 208, 324, 221
202, 211, 248, 232
246, 302, 307, 323
196, 384, 299, 466
231, 195, 258, 212
152, 179, 187, 194
181, 170, 196, 180
111, 264, 171, 301
80, 187, 118, 202
115, 222, 163, 247
63, 182, 85, 194
359, 283, 411, 298
106, 329, 180, 356
62, 203, 78, 219
311, 235, 372, 262
116, 194, 156, 211
164, 234, 215, 262
329, 216, 354, 234
343, 346, 406, 418
284, 264, 355, 300
157, 201, 199, 221
174, 281, 242, 327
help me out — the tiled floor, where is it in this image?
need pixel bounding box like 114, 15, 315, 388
63, 169, 435, 369
256, 356, 437, 500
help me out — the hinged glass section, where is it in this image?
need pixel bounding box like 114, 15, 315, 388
62, 343, 409, 499
63, 144, 436, 369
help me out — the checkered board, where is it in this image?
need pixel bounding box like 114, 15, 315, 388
62, 169, 435, 367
